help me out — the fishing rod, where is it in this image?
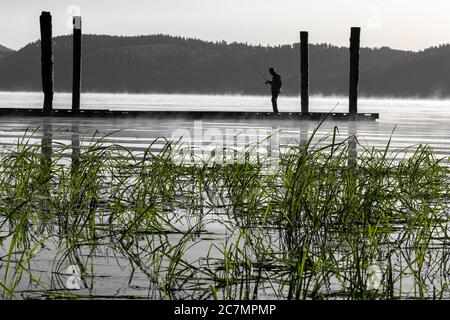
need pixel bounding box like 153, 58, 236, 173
248, 62, 270, 83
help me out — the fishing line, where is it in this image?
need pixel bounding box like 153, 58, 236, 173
248, 62, 269, 82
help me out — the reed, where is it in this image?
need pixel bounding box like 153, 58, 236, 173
0, 126, 448, 299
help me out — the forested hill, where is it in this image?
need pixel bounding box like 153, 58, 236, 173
0, 44, 13, 60
1, 34, 450, 98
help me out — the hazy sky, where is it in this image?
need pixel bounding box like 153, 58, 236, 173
1, 0, 450, 51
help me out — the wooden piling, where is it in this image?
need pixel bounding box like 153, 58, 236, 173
39, 12, 53, 113
72, 16, 82, 112
349, 27, 360, 115
300, 31, 309, 114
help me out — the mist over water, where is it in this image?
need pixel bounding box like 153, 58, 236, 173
0, 92, 449, 159
2, 91, 450, 117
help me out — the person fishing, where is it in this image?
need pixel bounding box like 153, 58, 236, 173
265, 67, 282, 113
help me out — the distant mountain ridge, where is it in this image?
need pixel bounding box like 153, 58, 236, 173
1, 34, 450, 98
0, 44, 12, 52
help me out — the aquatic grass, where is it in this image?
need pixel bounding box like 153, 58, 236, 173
0, 125, 449, 300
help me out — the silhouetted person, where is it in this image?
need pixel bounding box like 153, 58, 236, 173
266, 67, 282, 113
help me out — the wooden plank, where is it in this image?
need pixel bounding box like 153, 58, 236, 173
0, 109, 379, 121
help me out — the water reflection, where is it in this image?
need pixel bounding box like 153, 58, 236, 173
300, 121, 309, 146
40, 118, 53, 208
71, 121, 80, 175
348, 122, 358, 167
0, 115, 449, 299
41, 118, 53, 165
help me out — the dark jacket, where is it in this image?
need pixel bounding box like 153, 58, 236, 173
268, 73, 282, 93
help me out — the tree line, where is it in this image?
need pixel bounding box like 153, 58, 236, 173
1, 34, 450, 97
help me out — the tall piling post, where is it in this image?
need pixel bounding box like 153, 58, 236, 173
72, 16, 82, 112
300, 31, 309, 114
349, 27, 361, 116
40, 12, 53, 113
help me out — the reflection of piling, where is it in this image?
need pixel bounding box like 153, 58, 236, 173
72, 17, 82, 112
41, 119, 53, 206
300, 121, 309, 147
234, 134, 238, 162
71, 121, 80, 175
70, 121, 81, 222
40, 12, 53, 113
349, 27, 361, 116
41, 119, 53, 164
348, 123, 357, 167
300, 31, 309, 114
245, 142, 250, 162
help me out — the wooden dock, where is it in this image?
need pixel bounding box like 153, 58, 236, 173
0, 108, 379, 120
2, 15, 378, 122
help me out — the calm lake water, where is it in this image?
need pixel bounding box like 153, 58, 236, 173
0, 91, 450, 157
0, 92, 449, 299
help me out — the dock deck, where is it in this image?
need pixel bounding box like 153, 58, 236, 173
0, 109, 379, 120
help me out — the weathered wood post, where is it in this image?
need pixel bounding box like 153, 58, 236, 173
349, 27, 361, 116
72, 16, 82, 112
300, 31, 309, 114
40, 12, 53, 113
